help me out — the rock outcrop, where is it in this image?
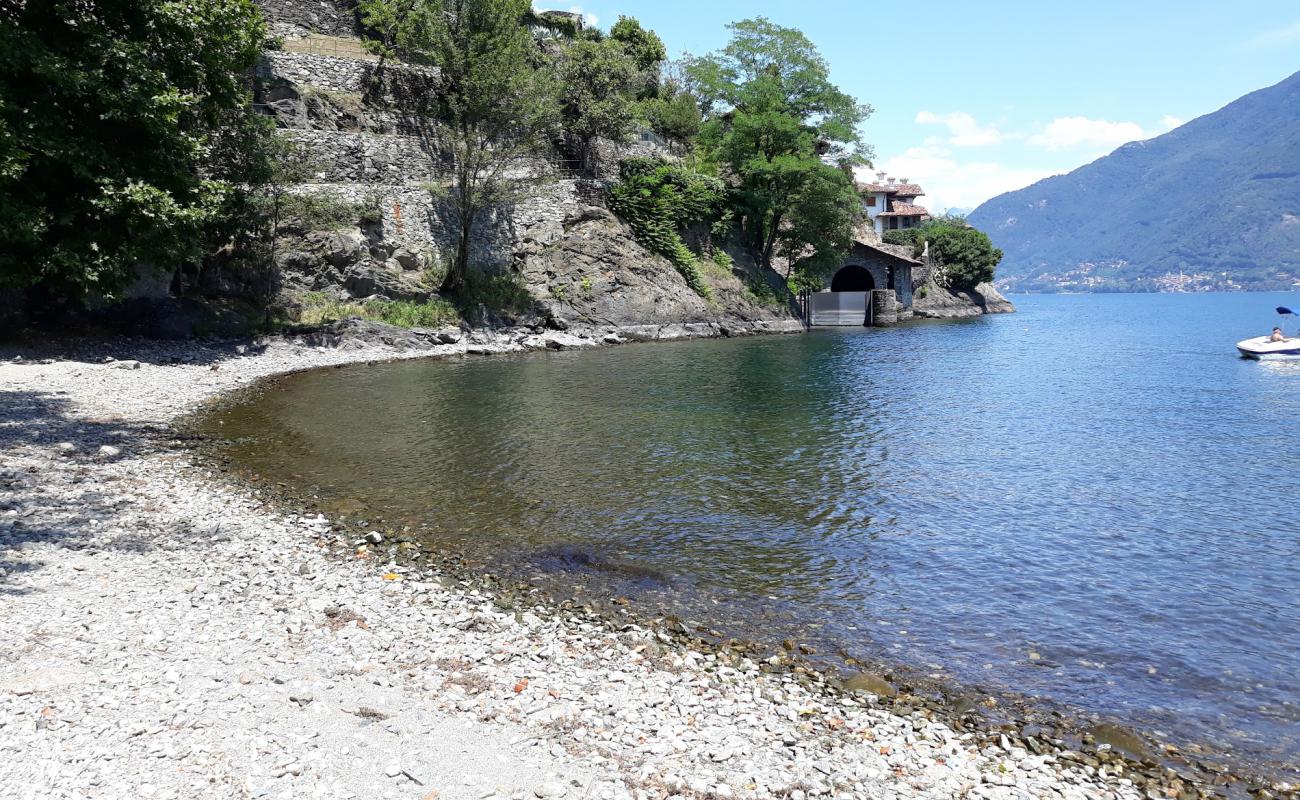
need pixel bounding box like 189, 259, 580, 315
234, 0, 801, 334
519, 206, 794, 329
913, 280, 1016, 319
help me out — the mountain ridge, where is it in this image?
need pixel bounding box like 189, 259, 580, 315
969, 70, 1300, 292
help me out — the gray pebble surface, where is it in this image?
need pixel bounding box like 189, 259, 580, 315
0, 333, 1143, 800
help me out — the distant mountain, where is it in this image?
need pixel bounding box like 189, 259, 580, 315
969, 71, 1300, 292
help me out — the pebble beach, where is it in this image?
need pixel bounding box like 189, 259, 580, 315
0, 326, 1210, 800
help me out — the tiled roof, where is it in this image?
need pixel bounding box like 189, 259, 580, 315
859, 183, 924, 196
852, 240, 922, 265
877, 203, 930, 217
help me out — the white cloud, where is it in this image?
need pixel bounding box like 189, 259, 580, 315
1161, 115, 1184, 130
861, 145, 1058, 214
1027, 116, 1146, 150
914, 110, 1003, 147
1250, 20, 1300, 47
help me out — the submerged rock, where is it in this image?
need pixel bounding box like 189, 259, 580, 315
840, 672, 897, 698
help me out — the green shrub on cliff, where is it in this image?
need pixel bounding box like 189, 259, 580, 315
0, 0, 270, 300
608, 158, 729, 299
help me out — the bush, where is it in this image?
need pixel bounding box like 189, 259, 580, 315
460, 272, 534, 314
882, 228, 922, 248
280, 193, 381, 232
608, 159, 727, 299
887, 217, 1003, 292
297, 293, 461, 328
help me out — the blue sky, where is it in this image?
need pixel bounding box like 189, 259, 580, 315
545, 0, 1300, 212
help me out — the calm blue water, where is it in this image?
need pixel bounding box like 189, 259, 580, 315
203, 293, 1300, 774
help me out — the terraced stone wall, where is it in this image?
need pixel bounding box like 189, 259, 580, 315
259, 51, 373, 93
257, 0, 358, 39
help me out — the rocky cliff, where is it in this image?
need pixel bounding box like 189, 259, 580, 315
233, 0, 798, 336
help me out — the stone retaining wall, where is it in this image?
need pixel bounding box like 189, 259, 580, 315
284, 130, 446, 183
256, 0, 358, 39
259, 51, 371, 93
289, 179, 587, 272
258, 51, 439, 98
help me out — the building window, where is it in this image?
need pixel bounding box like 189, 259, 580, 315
865, 196, 876, 207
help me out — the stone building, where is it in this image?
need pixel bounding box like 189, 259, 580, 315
806, 174, 934, 326
809, 240, 922, 326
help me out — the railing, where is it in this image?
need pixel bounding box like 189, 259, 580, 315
280, 35, 378, 61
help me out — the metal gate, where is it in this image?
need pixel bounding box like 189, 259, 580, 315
808, 291, 869, 326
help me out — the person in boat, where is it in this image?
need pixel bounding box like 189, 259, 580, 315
1270, 327, 1287, 342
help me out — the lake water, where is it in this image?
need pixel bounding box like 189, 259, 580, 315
200, 293, 1300, 777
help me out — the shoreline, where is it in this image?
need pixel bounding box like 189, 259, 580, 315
0, 323, 1290, 800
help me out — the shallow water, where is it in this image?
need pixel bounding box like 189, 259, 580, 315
200, 293, 1300, 775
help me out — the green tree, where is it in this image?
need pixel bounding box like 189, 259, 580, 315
780, 165, 861, 292
916, 217, 1003, 291
686, 18, 871, 285
609, 16, 666, 99
0, 0, 268, 300
610, 16, 667, 72
359, 0, 559, 293
555, 37, 640, 177
641, 76, 702, 153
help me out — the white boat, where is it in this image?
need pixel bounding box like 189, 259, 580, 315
1238, 306, 1300, 359
1236, 335, 1300, 359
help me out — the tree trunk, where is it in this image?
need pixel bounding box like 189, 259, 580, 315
445, 217, 472, 294
443, 138, 475, 295
581, 136, 597, 179
760, 211, 783, 269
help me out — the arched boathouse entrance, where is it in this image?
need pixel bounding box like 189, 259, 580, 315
807, 241, 921, 327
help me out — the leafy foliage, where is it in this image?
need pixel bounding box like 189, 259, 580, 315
882, 228, 922, 248
640, 77, 702, 152
0, 0, 269, 298
610, 16, 667, 74
524, 9, 582, 40
892, 217, 1002, 292
686, 18, 870, 287
607, 158, 729, 298
609, 16, 667, 99
358, 0, 559, 293
555, 38, 640, 176
277, 192, 382, 233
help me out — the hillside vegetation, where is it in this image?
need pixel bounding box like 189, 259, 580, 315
969, 70, 1300, 293
0, 0, 879, 332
